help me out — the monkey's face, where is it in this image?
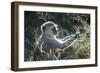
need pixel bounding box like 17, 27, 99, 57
49, 26, 58, 35
41, 21, 58, 36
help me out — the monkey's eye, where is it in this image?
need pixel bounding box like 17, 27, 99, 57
52, 27, 56, 30
52, 27, 57, 33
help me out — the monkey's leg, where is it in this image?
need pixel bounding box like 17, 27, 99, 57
49, 49, 59, 60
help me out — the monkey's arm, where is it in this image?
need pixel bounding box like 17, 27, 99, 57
40, 32, 79, 50
45, 33, 79, 49
61, 34, 73, 41
46, 36, 77, 50
45, 37, 65, 49
63, 32, 79, 49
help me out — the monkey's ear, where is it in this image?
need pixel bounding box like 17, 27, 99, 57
42, 26, 45, 31
41, 25, 45, 31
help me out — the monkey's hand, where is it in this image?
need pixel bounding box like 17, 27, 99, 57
63, 32, 80, 49
75, 31, 80, 39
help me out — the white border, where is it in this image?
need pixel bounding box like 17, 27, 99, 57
19, 5, 96, 68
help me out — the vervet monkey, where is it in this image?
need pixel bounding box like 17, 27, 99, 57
34, 21, 80, 60
39, 21, 79, 50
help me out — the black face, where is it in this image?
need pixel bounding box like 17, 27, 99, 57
51, 27, 58, 35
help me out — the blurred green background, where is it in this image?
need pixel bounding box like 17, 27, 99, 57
24, 11, 90, 61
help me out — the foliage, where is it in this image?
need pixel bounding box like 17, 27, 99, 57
24, 11, 90, 61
